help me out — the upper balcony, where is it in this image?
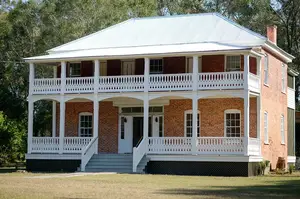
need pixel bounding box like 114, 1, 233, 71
30, 55, 261, 95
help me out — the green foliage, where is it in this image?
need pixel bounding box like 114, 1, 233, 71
0, 112, 26, 166
289, 164, 295, 174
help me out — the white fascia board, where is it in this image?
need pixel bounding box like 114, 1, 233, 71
263, 41, 295, 63
288, 68, 299, 77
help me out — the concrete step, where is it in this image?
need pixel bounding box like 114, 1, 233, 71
86, 162, 132, 166
86, 165, 132, 169
85, 168, 133, 173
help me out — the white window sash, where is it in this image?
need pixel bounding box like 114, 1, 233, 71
224, 109, 241, 137
281, 115, 285, 144
184, 110, 200, 137
264, 112, 268, 144
264, 55, 269, 85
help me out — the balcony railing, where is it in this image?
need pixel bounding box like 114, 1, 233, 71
32, 72, 260, 95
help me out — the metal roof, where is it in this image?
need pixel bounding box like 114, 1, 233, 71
47, 12, 266, 53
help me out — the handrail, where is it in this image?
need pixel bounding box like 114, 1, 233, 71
132, 138, 148, 172
135, 136, 143, 147
81, 137, 98, 171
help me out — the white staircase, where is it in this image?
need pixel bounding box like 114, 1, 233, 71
84, 153, 149, 173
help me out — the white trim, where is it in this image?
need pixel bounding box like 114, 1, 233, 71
147, 154, 263, 162
68, 62, 81, 77
263, 54, 269, 86
264, 111, 269, 144
184, 110, 200, 137
263, 42, 294, 63
224, 55, 242, 72
25, 153, 81, 160
224, 109, 241, 137
281, 63, 286, 93
280, 114, 285, 145
149, 58, 163, 74
121, 60, 135, 75
78, 112, 93, 137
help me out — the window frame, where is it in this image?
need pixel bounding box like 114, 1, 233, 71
78, 112, 93, 137
150, 58, 163, 74
281, 63, 286, 93
184, 110, 200, 137
264, 111, 269, 144
224, 109, 241, 137
185, 57, 202, 73
69, 62, 81, 77
264, 54, 269, 86
280, 114, 285, 144
225, 55, 241, 72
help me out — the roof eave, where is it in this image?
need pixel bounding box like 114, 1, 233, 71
263, 41, 295, 63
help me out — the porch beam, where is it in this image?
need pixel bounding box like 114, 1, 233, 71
244, 54, 250, 156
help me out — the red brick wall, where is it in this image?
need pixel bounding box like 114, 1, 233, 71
56, 101, 119, 153
260, 49, 288, 169
164, 98, 257, 137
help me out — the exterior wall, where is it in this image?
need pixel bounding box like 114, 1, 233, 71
56, 101, 119, 153
287, 108, 295, 156
164, 98, 257, 137
56, 55, 257, 77
260, 49, 288, 170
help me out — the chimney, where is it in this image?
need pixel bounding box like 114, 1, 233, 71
267, 25, 277, 45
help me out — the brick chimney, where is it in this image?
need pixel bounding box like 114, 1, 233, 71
267, 25, 277, 45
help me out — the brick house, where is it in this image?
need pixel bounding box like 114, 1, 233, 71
24, 13, 297, 176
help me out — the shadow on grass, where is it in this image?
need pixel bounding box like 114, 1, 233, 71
158, 178, 300, 198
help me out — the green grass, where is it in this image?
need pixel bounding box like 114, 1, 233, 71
0, 172, 299, 199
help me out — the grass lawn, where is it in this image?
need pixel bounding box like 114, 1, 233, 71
0, 172, 299, 199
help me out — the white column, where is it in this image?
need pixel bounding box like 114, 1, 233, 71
244, 54, 250, 156
59, 97, 65, 154
27, 99, 34, 154
93, 96, 99, 154
257, 96, 261, 156
143, 57, 150, 140
52, 66, 57, 137
61, 61, 66, 94
29, 63, 35, 95
94, 60, 100, 93
144, 58, 150, 92
192, 56, 199, 154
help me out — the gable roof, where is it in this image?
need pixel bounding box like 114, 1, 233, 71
48, 13, 266, 53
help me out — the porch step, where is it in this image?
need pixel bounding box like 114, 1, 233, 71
85, 153, 133, 173
136, 155, 150, 174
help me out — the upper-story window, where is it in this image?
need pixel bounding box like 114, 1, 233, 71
281, 63, 286, 93
69, 63, 81, 77
226, 56, 241, 72
288, 74, 294, 89
224, 110, 241, 137
150, 59, 163, 74
264, 54, 269, 85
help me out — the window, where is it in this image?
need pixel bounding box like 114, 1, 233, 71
150, 59, 163, 74
79, 113, 93, 137
121, 106, 163, 114
288, 74, 294, 89
226, 56, 241, 72
184, 110, 200, 137
264, 55, 269, 85
69, 63, 81, 77
264, 111, 268, 144
224, 110, 241, 137
120, 117, 125, 139
281, 114, 285, 144
281, 63, 286, 93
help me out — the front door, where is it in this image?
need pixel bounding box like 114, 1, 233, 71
133, 117, 143, 147
121, 61, 135, 75
118, 116, 133, 153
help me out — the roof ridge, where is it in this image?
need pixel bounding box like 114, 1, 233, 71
47, 18, 135, 53
134, 12, 217, 20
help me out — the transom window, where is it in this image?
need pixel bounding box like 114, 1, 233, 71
69, 63, 81, 77
150, 59, 163, 74
225, 110, 241, 137
226, 56, 241, 72
121, 106, 163, 114
79, 113, 93, 137
185, 110, 200, 137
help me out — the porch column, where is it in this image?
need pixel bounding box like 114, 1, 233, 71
93, 60, 100, 154
192, 55, 199, 154
244, 54, 250, 156
59, 61, 66, 154
94, 60, 100, 93
27, 99, 34, 154
59, 97, 65, 154
143, 58, 149, 141
52, 66, 57, 137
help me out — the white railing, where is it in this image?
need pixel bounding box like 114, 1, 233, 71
63, 137, 92, 153
249, 73, 260, 92
133, 138, 148, 172
99, 75, 144, 92
81, 137, 98, 171
148, 137, 192, 154
197, 137, 244, 154
66, 77, 94, 93
31, 137, 59, 153
198, 72, 244, 90
149, 73, 193, 91
248, 138, 260, 156
33, 78, 61, 94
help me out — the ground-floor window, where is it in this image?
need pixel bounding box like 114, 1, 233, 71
224, 110, 241, 137
79, 113, 93, 137
184, 110, 200, 137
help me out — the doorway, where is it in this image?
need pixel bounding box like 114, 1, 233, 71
133, 117, 143, 147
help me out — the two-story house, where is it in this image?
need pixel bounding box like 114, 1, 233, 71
24, 13, 297, 176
